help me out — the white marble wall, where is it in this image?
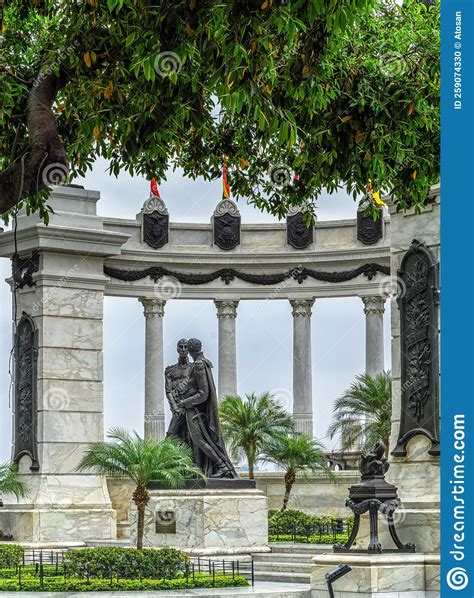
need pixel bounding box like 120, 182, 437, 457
311, 553, 440, 598
384, 189, 440, 554
0, 188, 128, 542
132, 489, 269, 554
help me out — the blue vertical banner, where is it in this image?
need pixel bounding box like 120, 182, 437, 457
441, 1, 474, 596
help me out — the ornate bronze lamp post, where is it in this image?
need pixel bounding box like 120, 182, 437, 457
334, 442, 415, 553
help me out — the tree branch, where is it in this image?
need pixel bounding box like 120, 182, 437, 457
0, 68, 69, 214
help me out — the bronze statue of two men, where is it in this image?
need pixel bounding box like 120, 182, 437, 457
165, 338, 238, 480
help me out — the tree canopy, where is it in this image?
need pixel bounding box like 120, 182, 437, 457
0, 0, 439, 221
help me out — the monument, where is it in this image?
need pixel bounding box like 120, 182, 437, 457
165, 338, 237, 480
134, 337, 269, 554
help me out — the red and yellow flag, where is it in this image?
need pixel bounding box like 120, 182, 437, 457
150, 178, 161, 198
367, 180, 386, 207
222, 158, 231, 199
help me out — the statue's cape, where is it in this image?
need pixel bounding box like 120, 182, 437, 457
200, 358, 224, 445
197, 357, 237, 476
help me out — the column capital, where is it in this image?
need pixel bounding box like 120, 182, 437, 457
139, 297, 166, 317
290, 298, 315, 318
214, 299, 239, 319
361, 296, 386, 316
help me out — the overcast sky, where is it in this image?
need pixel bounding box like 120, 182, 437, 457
0, 159, 391, 462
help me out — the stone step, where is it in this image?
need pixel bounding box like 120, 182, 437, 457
254, 552, 323, 563
254, 570, 311, 584
268, 543, 334, 554
255, 561, 312, 574
86, 539, 132, 547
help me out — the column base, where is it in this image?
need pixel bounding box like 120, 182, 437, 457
133, 488, 269, 555
0, 507, 116, 543
145, 415, 165, 440
0, 472, 117, 543
293, 413, 313, 436
311, 553, 440, 598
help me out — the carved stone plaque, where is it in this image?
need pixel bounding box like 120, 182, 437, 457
155, 511, 177, 534
14, 312, 39, 470
287, 212, 313, 249
357, 209, 383, 245
142, 196, 169, 249
213, 199, 241, 251
392, 240, 440, 457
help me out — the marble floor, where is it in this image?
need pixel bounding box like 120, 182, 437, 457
0, 581, 311, 598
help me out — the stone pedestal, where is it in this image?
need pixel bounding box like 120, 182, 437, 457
311, 553, 440, 598
134, 488, 269, 555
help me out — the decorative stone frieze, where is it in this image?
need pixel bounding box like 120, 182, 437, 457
13, 312, 39, 471
393, 239, 440, 457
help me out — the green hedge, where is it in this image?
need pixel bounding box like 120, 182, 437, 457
0, 573, 249, 592
269, 533, 348, 545
268, 509, 353, 531
0, 544, 24, 569
63, 546, 188, 580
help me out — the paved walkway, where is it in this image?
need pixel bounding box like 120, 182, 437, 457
0, 581, 311, 598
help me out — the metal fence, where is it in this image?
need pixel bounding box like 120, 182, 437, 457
269, 518, 352, 543
12, 549, 254, 589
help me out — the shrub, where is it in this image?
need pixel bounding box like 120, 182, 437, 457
0, 573, 249, 592
63, 547, 188, 580
268, 509, 354, 537
0, 544, 24, 568
268, 533, 347, 545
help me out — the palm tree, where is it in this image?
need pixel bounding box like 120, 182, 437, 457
327, 371, 392, 454
219, 392, 294, 479
0, 462, 27, 504
77, 428, 203, 549
263, 434, 332, 511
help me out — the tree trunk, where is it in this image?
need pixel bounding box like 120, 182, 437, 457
281, 470, 296, 512
383, 437, 390, 456
0, 68, 69, 214
133, 485, 150, 550
248, 459, 254, 480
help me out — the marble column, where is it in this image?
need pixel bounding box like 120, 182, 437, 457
290, 299, 315, 435
140, 298, 166, 440
214, 300, 239, 400
361, 296, 386, 376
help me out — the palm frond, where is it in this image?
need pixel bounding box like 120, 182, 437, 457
77, 429, 203, 489
0, 462, 28, 499
263, 434, 333, 479
219, 392, 294, 470
328, 371, 392, 450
